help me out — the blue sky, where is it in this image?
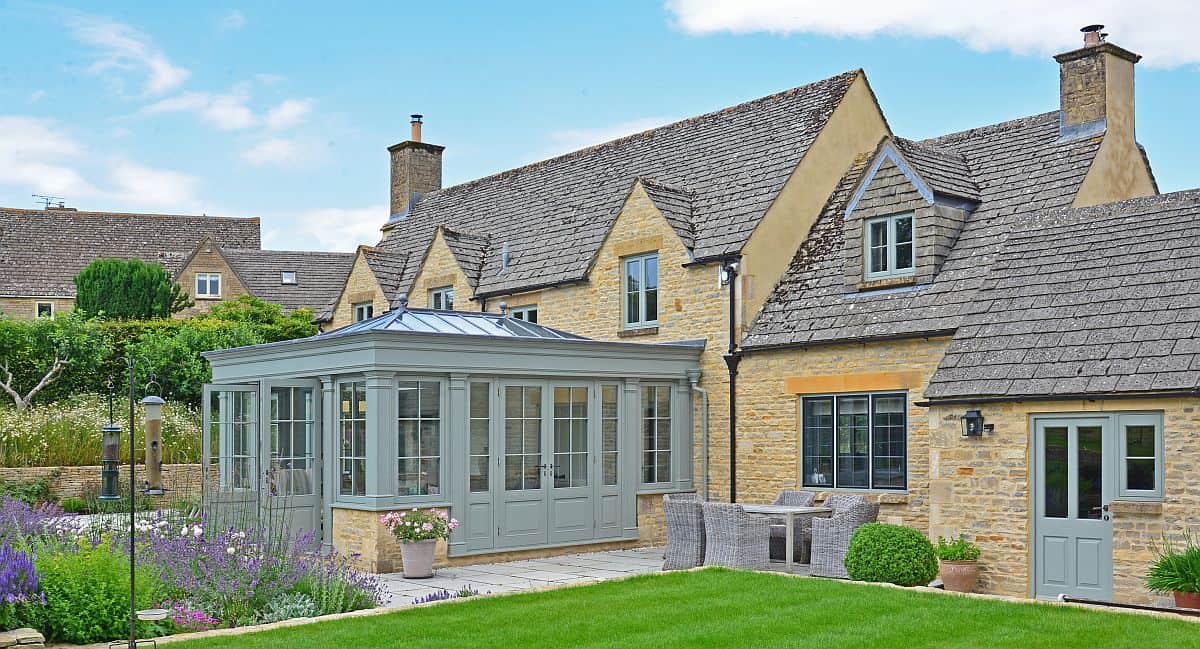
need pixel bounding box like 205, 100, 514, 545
1, 1, 1197, 251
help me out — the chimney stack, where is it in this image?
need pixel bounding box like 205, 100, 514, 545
388, 114, 444, 219
1054, 25, 1141, 138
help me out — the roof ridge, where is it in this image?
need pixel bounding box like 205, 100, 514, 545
422, 71, 859, 201
0, 207, 259, 221
223, 248, 356, 255
1007, 188, 1200, 237
638, 177, 697, 196
925, 110, 1059, 146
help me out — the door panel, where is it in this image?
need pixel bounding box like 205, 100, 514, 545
1034, 418, 1113, 600
497, 384, 547, 548
264, 383, 321, 537
201, 384, 260, 528
549, 385, 594, 543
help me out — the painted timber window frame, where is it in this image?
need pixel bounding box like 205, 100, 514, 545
623, 253, 659, 329
801, 392, 907, 491
338, 380, 368, 496
511, 305, 538, 323
353, 302, 374, 322
195, 272, 222, 298
468, 381, 491, 493
1117, 412, 1164, 500
601, 384, 620, 486
397, 379, 444, 498
641, 384, 672, 485
35, 302, 53, 318
863, 213, 915, 281
430, 286, 455, 311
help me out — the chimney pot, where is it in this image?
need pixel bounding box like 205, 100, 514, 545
1081, 24, 1105, 47
410, 114, 423, 142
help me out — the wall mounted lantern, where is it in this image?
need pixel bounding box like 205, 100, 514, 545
960, 409, 993, 437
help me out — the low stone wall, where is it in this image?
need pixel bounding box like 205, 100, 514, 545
0, 463, 207, 503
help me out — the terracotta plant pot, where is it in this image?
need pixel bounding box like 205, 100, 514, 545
939, 560, 979, 593
399, 539, 438, 578
1174, 590, 1200, 609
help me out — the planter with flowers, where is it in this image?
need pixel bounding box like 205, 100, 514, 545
381, 509, 458, 578
1147, 530, 1200, 609
935, 536, 982, 593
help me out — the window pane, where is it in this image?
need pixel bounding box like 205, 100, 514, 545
602, 385, 619, 486
470, 382, 489, 419
870, 246, 888, 274
871, 395, 906, 489
1043, 426, 1068, 518
802, 398, 833, 487
1127, 459, 1154, 491
895, 242, 913, 271
895, 216, 913, 244
641, 385, 671, 484
626, 259, 641, 324
444, 289, 454, 310
835, 396, 869, 488
210, 275, 220, 295
196, 276, 205, 294
1126, 425, 1156, 457
397, 382, 419, 418
1078, 426, 1103, 519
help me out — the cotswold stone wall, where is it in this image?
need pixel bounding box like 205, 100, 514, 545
0, 297, 75, 320
328, 253, 391, 329
406, 230, 478, 312
927, 397, 1200, 604
735, 337, 951, 528
0, 463, 207, 503
175, 244, 249, 317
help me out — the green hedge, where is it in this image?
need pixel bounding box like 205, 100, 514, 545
844, 523, 938, 587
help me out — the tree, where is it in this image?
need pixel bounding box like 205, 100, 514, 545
0, 314, 107, 410
199, 295, 319, 342
74, 258, 194, 319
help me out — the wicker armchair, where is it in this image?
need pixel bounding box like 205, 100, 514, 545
702, 502, 770, 571
767, 491, 818, 564
809, 499, 880, 579
663, 495, 706, 570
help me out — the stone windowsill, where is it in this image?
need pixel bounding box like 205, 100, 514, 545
856, 275, 916, 292
618, 326, 659, 338
1109, 500, 1163, 516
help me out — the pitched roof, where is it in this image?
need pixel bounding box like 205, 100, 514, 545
0, 207, 260, 297
323, 305, 589, 341
440, 227, 491, 288
220, 249, 355, 317
360, 247, 410, 308
639, 178, 696, 249
893, 137, 979, 201
375, 71, 861, 298
743, 112, 1105, 349
924, 190, 1200, 401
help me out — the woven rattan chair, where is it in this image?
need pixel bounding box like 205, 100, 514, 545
701, 502, 770, 571
809, 499, 880, 579
768, 490, 817, 563
663, 494, 706, 570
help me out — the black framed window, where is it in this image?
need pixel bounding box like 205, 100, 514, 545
802, 393, 906, 490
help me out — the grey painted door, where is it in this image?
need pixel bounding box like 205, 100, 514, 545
1033, 417, 1114, 600
548, 385, 594, 544
262, 382, 322, 537
201, 384, 260, 527
498, 383, 548, 548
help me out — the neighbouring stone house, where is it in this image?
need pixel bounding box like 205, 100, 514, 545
211, 28, 1184, 604
0, 207, 354, 323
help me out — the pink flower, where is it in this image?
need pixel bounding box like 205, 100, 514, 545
422, 523, 433, 531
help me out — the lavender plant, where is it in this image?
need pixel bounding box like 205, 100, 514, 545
0, 543, 44, 631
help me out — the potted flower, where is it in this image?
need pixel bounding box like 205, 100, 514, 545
1147, 531, 1200, 609
381, 508, 458, 578
935, 536, 982, 593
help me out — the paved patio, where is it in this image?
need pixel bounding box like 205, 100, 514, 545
379, 546, 664, 606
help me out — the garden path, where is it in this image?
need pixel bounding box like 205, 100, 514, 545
378, 547, 664, 606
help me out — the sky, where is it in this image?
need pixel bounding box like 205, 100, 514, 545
1, 1, 1198, 252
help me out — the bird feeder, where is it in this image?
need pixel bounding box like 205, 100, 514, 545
141, 395, 166, 495
100, 424, 122, 500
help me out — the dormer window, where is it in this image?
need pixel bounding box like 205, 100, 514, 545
430, 286, 454, 311
864, 213, 914, 281
281, 271, 297, 285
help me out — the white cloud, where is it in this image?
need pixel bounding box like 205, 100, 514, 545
0, 115, 200, 210
242, 138, 302, 165
143, 86, 256, 130
266, 205, 386, 251
28, 90, 45, 103
264, 98, 313, 130
220, 10, 247, 30
66, 12, 190, 95
665, 1, 1200, 68
541, 116, 676, 159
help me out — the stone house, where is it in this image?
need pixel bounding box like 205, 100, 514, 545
226, 29, 1182, 603
0, 207, 353, 322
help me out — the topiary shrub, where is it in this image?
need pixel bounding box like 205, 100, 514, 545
844, 523, 938, 587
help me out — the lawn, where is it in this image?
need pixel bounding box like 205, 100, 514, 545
169, 569, 1199, 649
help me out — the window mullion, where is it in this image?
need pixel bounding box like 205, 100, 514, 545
867, 394, 875, 490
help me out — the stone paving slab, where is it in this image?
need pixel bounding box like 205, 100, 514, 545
380, 546, 664, 606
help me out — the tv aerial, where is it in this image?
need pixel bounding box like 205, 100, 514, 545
32, 194, 65, 209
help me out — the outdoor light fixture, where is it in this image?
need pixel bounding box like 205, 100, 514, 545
960, 409, 993, 437
141, 395, 166, 495
100, 424, 122, 501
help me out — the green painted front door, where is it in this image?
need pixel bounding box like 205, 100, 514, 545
1033, 417, 1114, 600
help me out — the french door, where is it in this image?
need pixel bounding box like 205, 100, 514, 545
263, 382, 322, 536
496, 382, 597, 548
1033, 417, 1114, 600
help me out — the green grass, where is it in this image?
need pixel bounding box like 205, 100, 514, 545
170, 569, 1200, 649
